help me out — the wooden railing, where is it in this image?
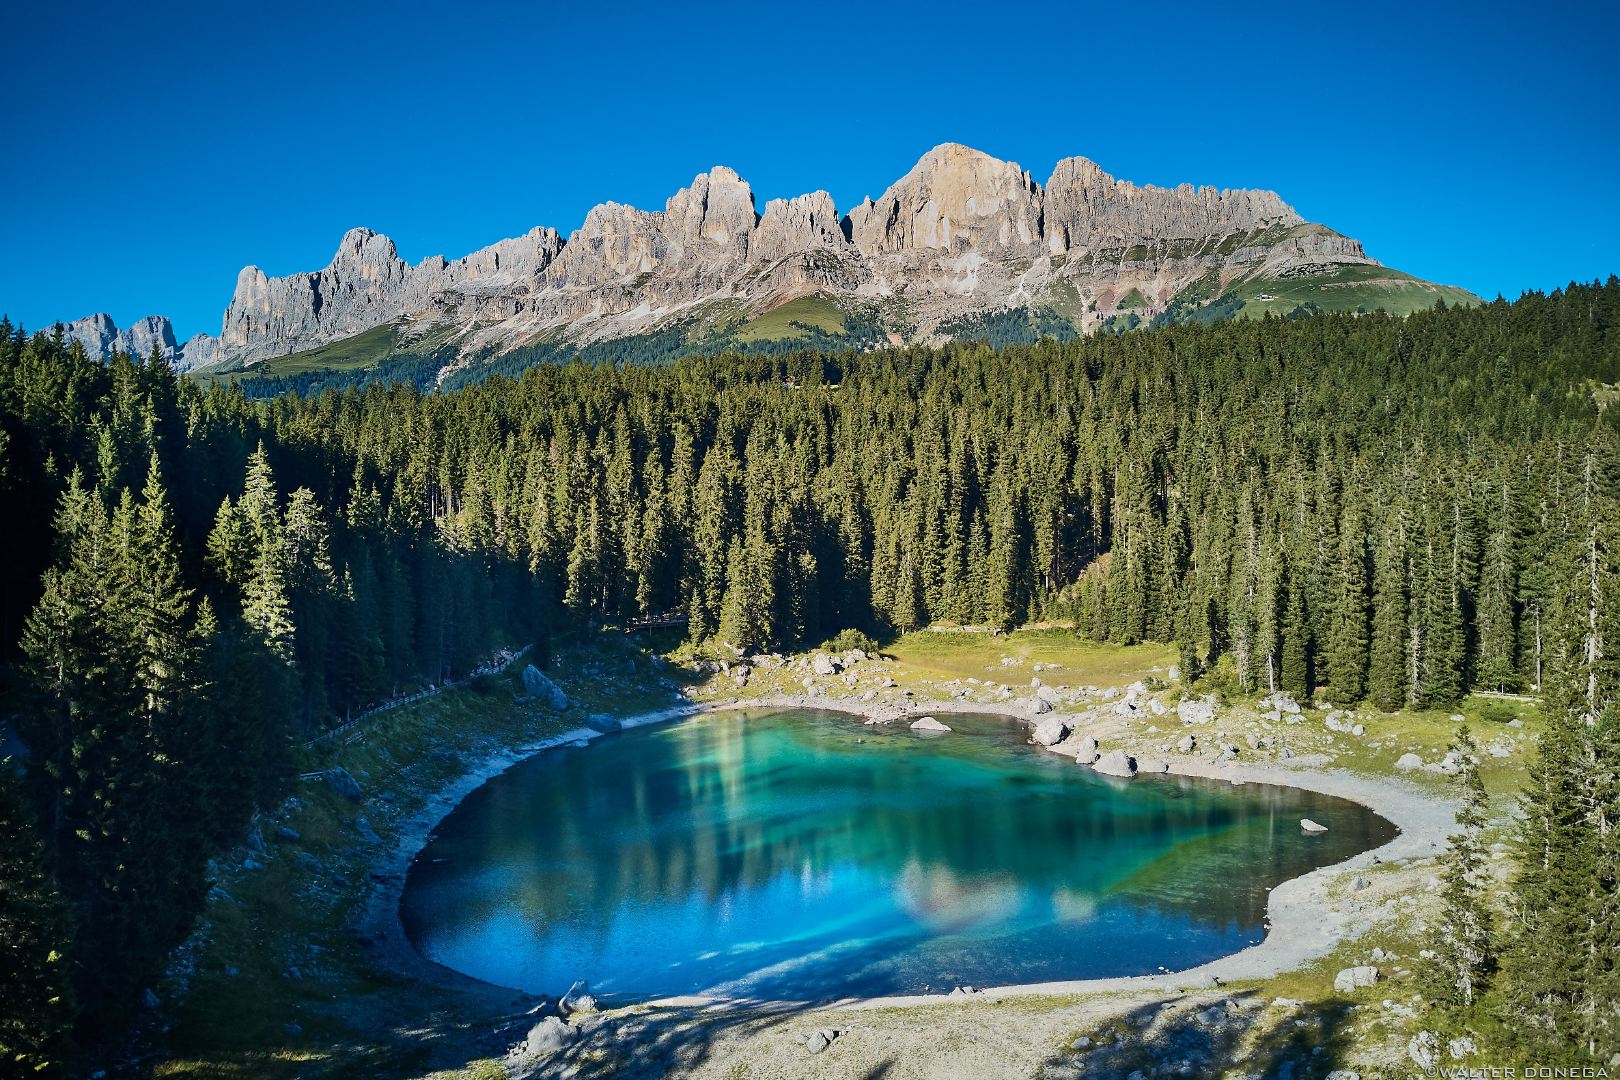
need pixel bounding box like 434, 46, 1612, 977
627, 611, 688, 631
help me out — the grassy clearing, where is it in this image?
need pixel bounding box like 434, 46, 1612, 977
1232, 265, 1480, 319
732, 294, 846, 342
884, 627, 1176, 688
1115, 287, 1150, 310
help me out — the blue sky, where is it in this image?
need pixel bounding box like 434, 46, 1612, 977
3, 0, 1617, 340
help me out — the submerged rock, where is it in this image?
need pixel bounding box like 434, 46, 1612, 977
910, 716, 951, 733
1301, 818, 1328, 833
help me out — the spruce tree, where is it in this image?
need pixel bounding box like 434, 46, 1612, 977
1325, 507, 1370, 702
1423, 726, 1495, 1012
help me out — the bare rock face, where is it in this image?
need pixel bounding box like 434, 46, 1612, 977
55, 142, 1423, 374
1043, 155, 1299, 253
57, 313, 179, 363
845, 143, 1044, 258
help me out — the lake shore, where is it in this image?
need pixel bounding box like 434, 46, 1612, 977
365, 689, 1456, 1010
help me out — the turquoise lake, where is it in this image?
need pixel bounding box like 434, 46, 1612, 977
399, 709, 1396, 1000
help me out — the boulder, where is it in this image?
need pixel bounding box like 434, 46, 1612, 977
559, 979, 599, 1015
1036, 684, 1061, 704
1092, 749, 1136, 777
1031, 717, 1070, 747
1394, 752, 1424, 771
1333, 965, 1379, 992
1136, 758, 1170, 774
1177, 698, 1215, 725
1071, 735, 1100, 764
1177, 734, 1196, 753
522, 664, 570, 712
1301, 818, 1328, 833
520, 1016, 578, 1057
1028, 695, 1054, 715
322, 767, 364, 802
910, 716, 951, 733
812, 653, 839, 676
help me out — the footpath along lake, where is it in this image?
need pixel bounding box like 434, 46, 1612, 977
399, 708, 1396, 1001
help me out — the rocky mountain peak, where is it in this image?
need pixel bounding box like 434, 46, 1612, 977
58, 142, 1448, 375
846, 143, 1044, 257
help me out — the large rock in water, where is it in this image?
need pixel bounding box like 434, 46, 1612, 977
522, 664, 569, 711
1092, 749, 1136, 777
910, 716, 951, 733
1031, 717, 1070, 746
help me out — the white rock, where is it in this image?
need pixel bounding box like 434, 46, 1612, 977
1092, 749, 1136, 777
1408, 1030, 1440, 1070
1031, 717, 1070, 747
1394, 753, 1425, 771
910, 716, 951, 733
1333, 965, 1379, 992
1301, 818, 1328, 833
1071, 735, 1099, 765
1176, 698, 1215, 725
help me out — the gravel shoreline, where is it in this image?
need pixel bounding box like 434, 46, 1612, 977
359, 692, 1456, 1010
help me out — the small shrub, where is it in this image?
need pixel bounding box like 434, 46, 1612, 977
821, 628, 882, 654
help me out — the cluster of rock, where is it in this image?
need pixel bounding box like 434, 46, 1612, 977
506, 979, 599, 1074
58, 143, 1390, 373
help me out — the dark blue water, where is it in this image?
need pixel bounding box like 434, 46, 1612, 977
399, 709, 1394, 1000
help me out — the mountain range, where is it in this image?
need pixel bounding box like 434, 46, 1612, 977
52, 143, 1478, 381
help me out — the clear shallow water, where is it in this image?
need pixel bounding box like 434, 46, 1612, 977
400, 709, 1396, 1000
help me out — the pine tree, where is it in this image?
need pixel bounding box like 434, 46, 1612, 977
1279, 560, 1311, 697
1423, 726, 1495, 1012
1369, 523, 1408, 711
1325, 507, 1370, 702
